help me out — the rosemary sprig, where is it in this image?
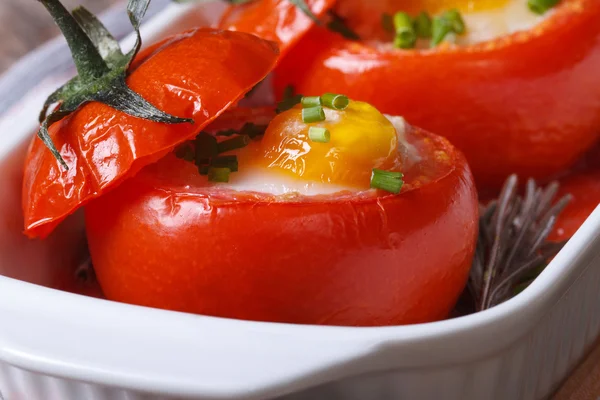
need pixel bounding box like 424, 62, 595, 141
37, 0, 193, 169
470, 175, 572, 311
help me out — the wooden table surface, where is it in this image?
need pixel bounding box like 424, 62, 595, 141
0, 1, 596, 399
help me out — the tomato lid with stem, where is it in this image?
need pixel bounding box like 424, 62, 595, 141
219, 0, 339, 58
22, 0, 279, 238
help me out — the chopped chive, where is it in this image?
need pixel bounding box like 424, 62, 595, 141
282, 84, 296, 100
277, 94, 303, 113
527, 0, 560, 14
414, 11, 432, 38
321, 93, 350, 110
308, 127, 331, 143
394, 35, 415, 50
208, 167, 231, 183
431, 9, 466, 47
431, 15, 452, 47
215, 128, 238, 137
217, 135, 250, 154
195, 157, 210, 167
198, 165, 210, 175
370, 169, 404, 194
443, 9, 465, 35
240, 123, 268, 139
211, 155, 239, 172
211, 155, 237, 163
393, 12, 417, 49
382, 13, 394, 33
301, 96, 322, 108
194, 132, 218, 159
175, 145, 194, 162
302, 106, 326, 123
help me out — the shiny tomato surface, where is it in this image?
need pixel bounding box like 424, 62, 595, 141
550, 170, 600, 241
550, 144, 600, 242
22, 29, 278, 238
85, 110, 478, 326
269, 0, 600, 189
220, 0, 335, 57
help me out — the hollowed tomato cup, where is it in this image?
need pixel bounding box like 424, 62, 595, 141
222, 0, 600, 190
84, 109, 479, 326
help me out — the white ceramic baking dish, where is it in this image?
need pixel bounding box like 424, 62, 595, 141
0, 2, 599, 399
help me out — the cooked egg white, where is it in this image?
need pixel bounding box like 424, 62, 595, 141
338, 0, 555, 48
454, 0, 553, 45
205, 102, 412, 196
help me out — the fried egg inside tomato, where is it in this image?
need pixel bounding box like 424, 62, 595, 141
452, 0, 553, 45
199, 100, 411, 196
336, 0, 554, 46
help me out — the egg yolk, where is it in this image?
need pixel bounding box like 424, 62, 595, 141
412, 0, 510, 13
242, 101, 401, 189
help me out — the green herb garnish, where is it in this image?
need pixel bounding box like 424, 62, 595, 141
301, 96, 322, 108
302, 106, 326, 123
175, 145, 195, 162
211, 155, 239, 172
431, 9, 465, 47
414, 11, 433, 38
393, 12, 417, 49
431, 15, 452, 47
217, 135, 251, 154
308, 127, 331, 143
443, 9, 465, 34
194, 132, 218, 159
240, 123, 268, 139
527, 0, 560, 14
176, 124, 266, 177
321, 93, 349, 110
208, 167, 231, 183
382, 13, 394, 32
277, 86, 303, 113
370, 169, 404, 194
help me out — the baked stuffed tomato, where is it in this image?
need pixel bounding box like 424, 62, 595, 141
24, 1, 477, 326
84, 100, 478, 326
221, 0, 600, 190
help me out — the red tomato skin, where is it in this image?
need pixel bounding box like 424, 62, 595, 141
219, 0, 336, 58
550, 169, 600, 241
22, 29, 279, 239
272, 0, 600, 190
85, 128, 478, 326
550, 144, 600, 242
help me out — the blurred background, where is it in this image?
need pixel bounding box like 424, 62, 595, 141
0, 0, 117, 73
